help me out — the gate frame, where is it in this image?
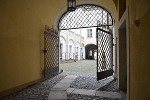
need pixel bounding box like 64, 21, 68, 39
44, 26, 59, 77
96, 28, 114, 80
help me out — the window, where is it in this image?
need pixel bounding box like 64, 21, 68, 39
60, 43, 63, 57
69, 45, 72, 53
87, 29, 92, 38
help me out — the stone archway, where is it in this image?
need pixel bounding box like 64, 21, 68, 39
54, 1, 116, 31
57, 2, 115, 75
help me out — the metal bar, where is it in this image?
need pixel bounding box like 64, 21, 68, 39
96, 28, 99, 79
97, 69, 113, 80
59, 26, 113, 30
97, 28, 112, 35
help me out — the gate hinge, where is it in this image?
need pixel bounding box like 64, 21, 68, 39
112, 44, 115, 46
43, 50, 47, 53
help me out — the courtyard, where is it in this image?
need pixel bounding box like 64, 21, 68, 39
60, 60, 97, 77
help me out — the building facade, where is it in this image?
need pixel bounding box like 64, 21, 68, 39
60, 29, 85, 61
60, 27, 98, 61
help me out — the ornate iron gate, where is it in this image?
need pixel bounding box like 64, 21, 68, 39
96, 28, 113, 80
44, 26, 59, 77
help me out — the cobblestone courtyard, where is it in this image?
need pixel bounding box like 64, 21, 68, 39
60, 60, 97, 77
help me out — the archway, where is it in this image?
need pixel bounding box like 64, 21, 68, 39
85, 44, 97, 59
58, 4, 113, 30
57, 3, 114, 80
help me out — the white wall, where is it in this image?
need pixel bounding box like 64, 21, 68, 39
81, 27, 97, 46
81, 43, 85, 59
60, 29, 85, 60
60, 36, 66, 60
68, 39, 75, 59
76, 42, 80, 60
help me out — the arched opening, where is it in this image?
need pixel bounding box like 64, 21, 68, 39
85, 44, 97, 59
57, 4, 114, 80
58, 4, 113, 30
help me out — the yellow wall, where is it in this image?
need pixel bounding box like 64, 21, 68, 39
126, 0, 150, 99
0, 0, 117, 93
0, 0, 66, 92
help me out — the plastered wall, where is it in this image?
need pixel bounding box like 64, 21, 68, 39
126, 0, 150, 99
0, 0, 66, 92
0, 0, 117, 93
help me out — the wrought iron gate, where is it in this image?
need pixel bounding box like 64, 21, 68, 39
59, 4, 113, 30
58, 4, 114, 80
44, 26, 59, 77
96, 28, 113, 80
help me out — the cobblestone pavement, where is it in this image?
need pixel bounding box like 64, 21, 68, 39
2, 60, 120, 100
60, 60, 97, 77
1, 74, 121, 100
70, 76, 119, 92
2, 74, 67, 100
68, 76, 121, 100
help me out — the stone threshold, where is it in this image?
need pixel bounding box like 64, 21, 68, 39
48, 75, 122, 100
67, 88, 122, 99
48, 75, 77, 100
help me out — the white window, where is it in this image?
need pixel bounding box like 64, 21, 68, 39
87, 29, 92, 38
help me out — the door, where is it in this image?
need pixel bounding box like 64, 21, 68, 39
44, 27, 59, 77
96, 28, 113, 80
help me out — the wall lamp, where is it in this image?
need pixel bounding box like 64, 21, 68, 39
67, 0, 76, 11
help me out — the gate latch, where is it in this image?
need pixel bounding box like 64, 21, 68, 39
43, 50, 47, 53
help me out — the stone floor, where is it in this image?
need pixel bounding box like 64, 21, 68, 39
48, 75, 122, 100
1, 74, 122, 100
68, 93, 122, 100
48, 75, 78, 100
2, 60, 122, 100
70, 76, 119, 92
1, 74, 67, 100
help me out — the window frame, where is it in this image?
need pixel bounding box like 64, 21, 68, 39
87, 29, 93, 38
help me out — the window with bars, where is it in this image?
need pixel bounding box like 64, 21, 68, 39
87, 29, 92, 38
